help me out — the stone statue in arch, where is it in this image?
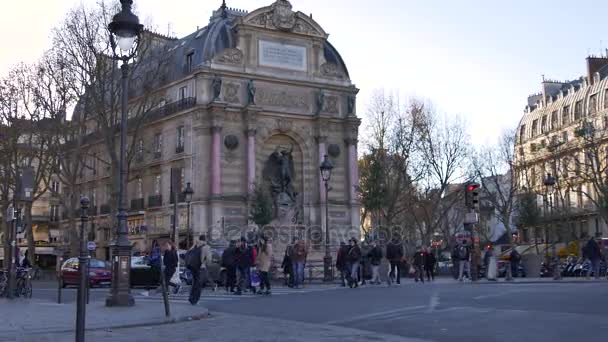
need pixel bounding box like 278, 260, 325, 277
263, 144, 299, 224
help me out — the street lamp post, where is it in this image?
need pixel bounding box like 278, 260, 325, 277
106, 0, 143, 307
320, 155, 334, 282
183, 182, 194, 248
75, 197, 90, 342
543, 173, 561, 280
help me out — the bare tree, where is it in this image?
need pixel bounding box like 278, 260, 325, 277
359, 91, 423, 239
50, 1, 172, 235
411, 101, 470, 246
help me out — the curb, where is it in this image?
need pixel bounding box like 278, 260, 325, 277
0, 309, 210, 338
470, 280, 607, 285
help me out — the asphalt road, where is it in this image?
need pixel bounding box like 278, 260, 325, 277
30, 280, 608, 341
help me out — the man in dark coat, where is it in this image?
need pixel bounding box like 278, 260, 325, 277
234, 237, 254, 295
584, 237, 602, 279
221, 240, 237, 292
413, 247, 426, 283
162, 242, 179, 294
336, 242, 349, 286
425, 248, 436, 282
346, 238, 362, 288
386, 238, 404, 284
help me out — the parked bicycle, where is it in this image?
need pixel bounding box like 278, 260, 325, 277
0, 270, 7, 297
15, 267, 33, 298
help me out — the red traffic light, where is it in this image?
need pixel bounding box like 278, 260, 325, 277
467, 184, 480, 191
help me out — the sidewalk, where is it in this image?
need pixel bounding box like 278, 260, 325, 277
0, 298, 209, 340
34, 313, 432, 342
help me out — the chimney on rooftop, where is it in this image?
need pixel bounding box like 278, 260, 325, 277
586, 56, 608, 85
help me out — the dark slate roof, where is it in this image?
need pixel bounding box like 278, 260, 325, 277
324, 41, 350, 78
156, 8, 349, 82
162, 14, 238, 82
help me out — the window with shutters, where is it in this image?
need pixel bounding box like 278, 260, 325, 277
589, 94, 598, 115
574, 100, 583, 120
563, 106, 570, 125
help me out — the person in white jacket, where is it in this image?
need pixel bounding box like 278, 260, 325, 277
485, 245, 498, 281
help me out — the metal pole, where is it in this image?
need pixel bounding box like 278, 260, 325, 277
173, 191, 178, 248
6, 206, 16, 299
550, 193, 561, 280
76, 201, 89, 342
187, 202, 191, 249
106, 61, 134, 307
323, 180, 333, 282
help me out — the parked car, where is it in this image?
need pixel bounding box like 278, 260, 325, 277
61, 258, 111, 288
130, 256, 161, 289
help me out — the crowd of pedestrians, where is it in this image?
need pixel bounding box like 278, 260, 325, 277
176, 234, 606, 305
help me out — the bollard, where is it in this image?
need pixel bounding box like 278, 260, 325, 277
57, 275, 62, 304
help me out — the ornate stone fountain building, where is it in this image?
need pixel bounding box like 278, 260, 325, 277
75, 0, 360, 258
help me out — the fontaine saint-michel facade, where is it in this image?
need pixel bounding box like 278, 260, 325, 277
74, 0, 360, 259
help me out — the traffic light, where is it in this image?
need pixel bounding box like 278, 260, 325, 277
464, 182, 480, 211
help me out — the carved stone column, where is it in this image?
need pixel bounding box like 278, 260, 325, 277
345, 118, 361, 230
210, 125, 222, 197
208, 105, 225, 239
246, 129, 256, 193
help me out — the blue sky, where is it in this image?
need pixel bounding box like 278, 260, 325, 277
1, 0, 607, 145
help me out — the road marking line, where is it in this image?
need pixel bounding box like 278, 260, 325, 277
473, 290, 523, 300
428, 291, 440, 313
326, 305, 427, 325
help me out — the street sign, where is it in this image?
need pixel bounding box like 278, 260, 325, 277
87, 241, 97, 251
464, 212, 479, 224
18, 167, 35, 202
5, 207, 14, 222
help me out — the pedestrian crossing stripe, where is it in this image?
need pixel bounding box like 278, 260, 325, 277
135, 286, 343, 302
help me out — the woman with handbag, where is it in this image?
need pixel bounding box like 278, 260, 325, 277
163, 241, 180, 294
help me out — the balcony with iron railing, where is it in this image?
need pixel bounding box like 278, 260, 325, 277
147, 97, 197, 121
148, 195, 163, 207
169, 192, 186, 204
100, 204, 111, 215
130, 198, 145, 211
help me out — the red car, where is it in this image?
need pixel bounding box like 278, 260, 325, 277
61, 258, 112, 288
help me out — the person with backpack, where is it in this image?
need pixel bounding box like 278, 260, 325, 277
186, 235, 212, 305
457, 240, 471, 282
221, 240, 237, 293
346, 238, 362, 288
368, 240, 383, 285
386, 238, 404, 284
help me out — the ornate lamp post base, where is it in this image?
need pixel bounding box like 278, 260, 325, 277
105, 242, 134, 307
323, 255, 333, 282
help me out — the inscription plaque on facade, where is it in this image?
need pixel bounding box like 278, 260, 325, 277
255, 88, 309, 110
259, 40, 307, 72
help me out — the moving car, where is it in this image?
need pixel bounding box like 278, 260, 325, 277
61, 258, 111, 288
130, 256, 161, 289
